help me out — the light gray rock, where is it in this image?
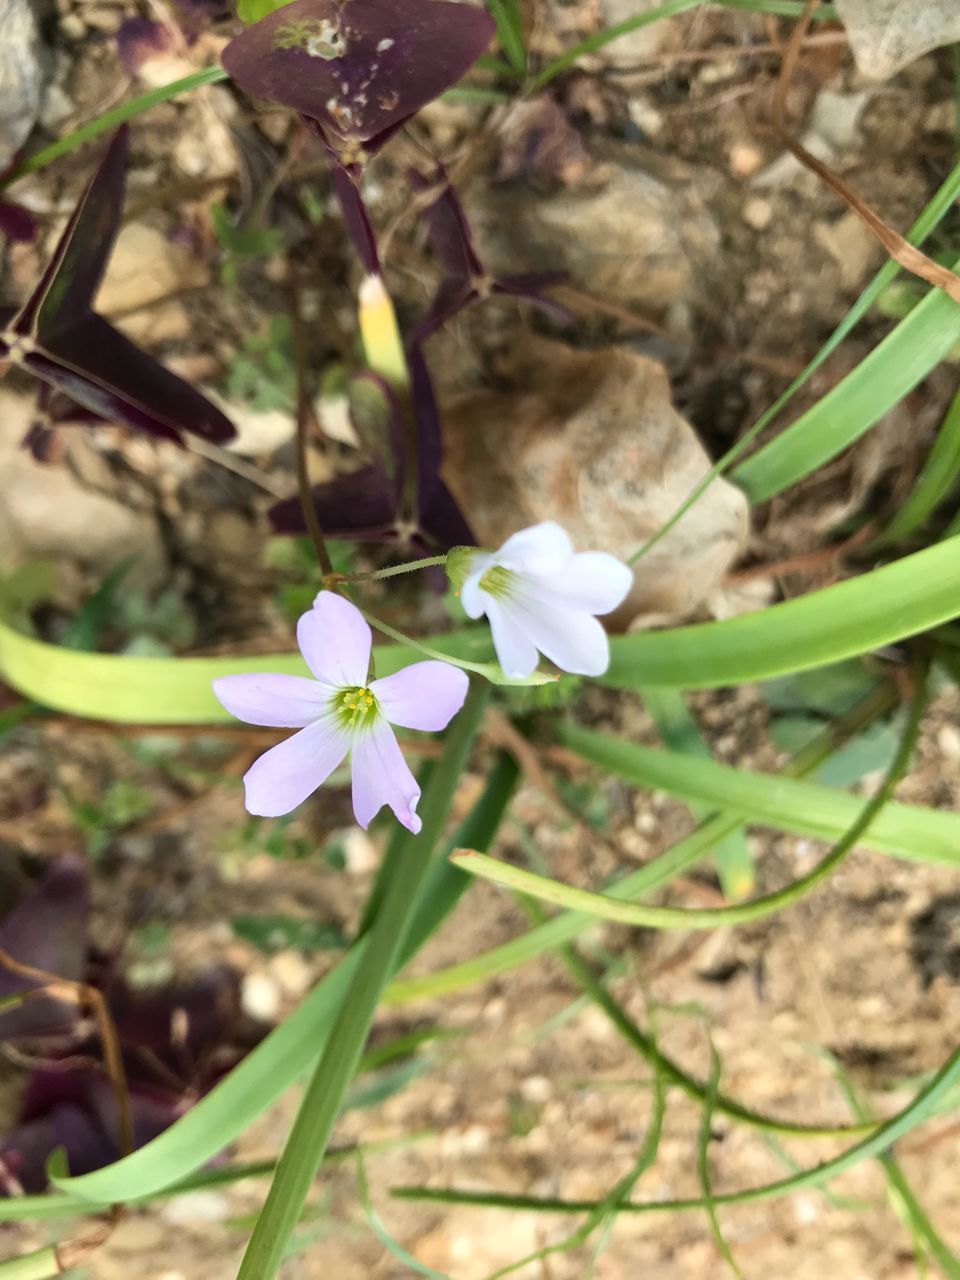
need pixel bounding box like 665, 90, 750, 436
0, 0, 45, 170
443, 337, 749, 626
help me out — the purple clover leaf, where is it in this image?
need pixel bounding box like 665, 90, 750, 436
0, 127, 236, 447
213, 591, 469, 830
221, 0, 495, 164
409, 166, 568, 345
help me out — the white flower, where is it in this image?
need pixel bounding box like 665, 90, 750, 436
452, 522, 632, 679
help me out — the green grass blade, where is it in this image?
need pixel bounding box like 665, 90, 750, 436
641, 686, 754, 898
530, 0, 702, 91
607, 536, 960, 689
386, 688, 896, 1004
356, 1153, 454, 1279
392, 1036, 960, 1213
53, 728, 511, 1206
455, 670, 926, 925
558, 712, 956, 867
699, 1042, 746, 1279
630, 155, 960, 565
734, 261, 960, 502
827, 1058, 960, 1279
554, 937, 869, 1138
2, 68, 229, 188
487, 0, 526, 75
235, 681, 490, 1279
879, 382, 960, 544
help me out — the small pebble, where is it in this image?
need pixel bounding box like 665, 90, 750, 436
743, 197, 773, 230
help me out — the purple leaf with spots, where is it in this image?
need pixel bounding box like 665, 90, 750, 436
0, 127, 236, 446
222, 0, 495, 156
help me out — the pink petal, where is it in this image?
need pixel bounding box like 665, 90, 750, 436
486, 598, 539, 678
498, 522, 572, 575
297, 592, 371, 687
533, 551, 633, 615
371, 661, 469, 731
242, 717, 350, 817
351, 721, 422, 834
213, 673, 332, 727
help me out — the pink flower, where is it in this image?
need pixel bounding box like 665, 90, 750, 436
212, 593, 469, 833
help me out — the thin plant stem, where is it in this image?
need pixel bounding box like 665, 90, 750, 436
335, 554, 449, 586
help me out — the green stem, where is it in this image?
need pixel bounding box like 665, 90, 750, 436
340, 554, 449, 585
2, 67, 229, 188
235, 681, 489, 1280
392, 1033, 960, 1216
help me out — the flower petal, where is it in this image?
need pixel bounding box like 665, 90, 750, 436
533, 551, 633, 615
486, 598, 540, 679
499, 597, 611, 677
242, 717, 350, 817
213, 673, 332, 728
371, 661, 469, 731
297, 592, 371, 687
459, 555, 495, 619
498, 522, 572, 575
351, 721, 422, 834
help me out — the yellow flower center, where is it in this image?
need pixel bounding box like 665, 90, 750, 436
334, 685, 379, 731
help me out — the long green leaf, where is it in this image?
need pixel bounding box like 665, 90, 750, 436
456, 664, 926, 931
53, 731, 513, 1205
558, 721, 958, 865
386, 689, 898, 1005
733, 260, 960, 501
392, 1037, 960, 1213
0, 616, 490, 723
0, 1249, 59, 1280
606, 536, 960, 689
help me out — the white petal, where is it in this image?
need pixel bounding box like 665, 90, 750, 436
486, 598, 540, 678
497, 522, 573, 575
242, 716, 351, 817
499, 596, 611, 677
533, 551, 633, 615
460, 556, 495, 620
297, 591, 371, 687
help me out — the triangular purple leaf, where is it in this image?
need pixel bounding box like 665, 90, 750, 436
14, 128, 129, 339
25, 314, 235, 445
0, 129, 236, 447
222, 0, 494, 152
